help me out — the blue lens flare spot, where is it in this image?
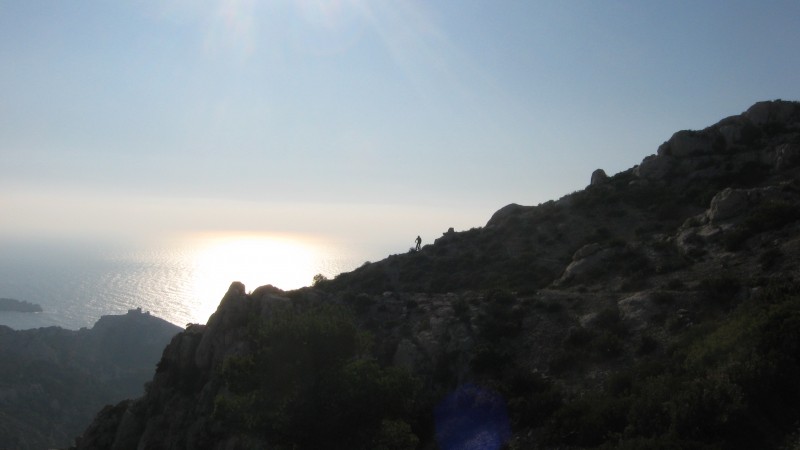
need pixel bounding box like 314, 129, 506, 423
434, 383, 511, 450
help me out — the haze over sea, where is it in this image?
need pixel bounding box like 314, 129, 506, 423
0, 234, 368, 330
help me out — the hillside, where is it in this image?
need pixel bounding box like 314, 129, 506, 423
0, 298, 42, 313
0, 309, 181, 449
72, 100, 800, 449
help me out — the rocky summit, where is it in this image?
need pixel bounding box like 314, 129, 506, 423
72, 100, 800, 450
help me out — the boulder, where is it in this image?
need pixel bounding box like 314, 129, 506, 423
557, 244, 623, 285
657, 130, 721, 158
590, 169, 608, 186
487, 203, 524, 227
706, 185, 785, 224
707, 188, 750, 223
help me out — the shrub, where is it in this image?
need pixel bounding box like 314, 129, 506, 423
451, 298, 470, 323
758, 247, 782, 270
475, 290, 522, 340
699, 275, 741, 307
542, 393, 629, 447
501, 370, 563, 428
636, 334, 659, 356
347, 293, 375, 314
372, 419, 419, 450
470, 343, 514, 374
591, 330, 624, 360
724, 200, 800, 250
312, 273, 328, 286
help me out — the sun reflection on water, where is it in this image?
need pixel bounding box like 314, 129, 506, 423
185, 233, 320, 322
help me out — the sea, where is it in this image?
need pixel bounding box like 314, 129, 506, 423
0, 234, 366, 330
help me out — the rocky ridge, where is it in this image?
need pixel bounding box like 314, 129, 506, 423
72, 100, 800, 449
0, 309, 181, 450
0, 298, 42, 313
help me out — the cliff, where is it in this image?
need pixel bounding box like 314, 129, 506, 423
0, 309, 181, 449
72, 100, 800, 449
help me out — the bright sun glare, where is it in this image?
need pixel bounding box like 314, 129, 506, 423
187, 233, 317, 319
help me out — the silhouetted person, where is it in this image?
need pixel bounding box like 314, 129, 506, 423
415, 235, 422, 251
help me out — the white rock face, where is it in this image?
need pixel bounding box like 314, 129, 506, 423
707, 188, 750, 223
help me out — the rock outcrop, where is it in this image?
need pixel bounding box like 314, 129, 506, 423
590, 168, 608, 186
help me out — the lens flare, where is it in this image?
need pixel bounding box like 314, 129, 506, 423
435, 384, 511, 450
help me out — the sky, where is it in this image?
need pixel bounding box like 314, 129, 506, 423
2, 0, 800, 259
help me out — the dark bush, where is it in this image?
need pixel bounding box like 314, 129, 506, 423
451, 298, 470, 323
636, 334, 659, 356
564, 326, 594, 348
700, 275, 741, 306
346, 293, 376, 314
542, 393, 629, 447
215, 305, 421, 449
724, 200, 800, 250
476, 290, 522, 340
591, 330, 624, 359
759, 247, 782, 270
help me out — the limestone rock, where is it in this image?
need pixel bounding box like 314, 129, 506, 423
744, 100, 800, 127
487, 203, 524, 227
194, 282, 251, 371
657, 129, 721, 158
557, 244, 623, 285
634, 154, 673, 180
618, 291, 667, 331
572, 242, 604, 261
707, 188, 750, 223
706, 185, 787, 225
590, 169, 608, 186
714, 115, 760, 149
772, 143, 800, 170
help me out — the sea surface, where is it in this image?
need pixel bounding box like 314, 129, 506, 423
0, 235, 364, 330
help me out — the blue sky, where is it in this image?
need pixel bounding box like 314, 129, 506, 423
2, 0, 799, 257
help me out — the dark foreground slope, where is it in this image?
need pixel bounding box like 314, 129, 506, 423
72, 100, 800, 449
0, 309, 180, 449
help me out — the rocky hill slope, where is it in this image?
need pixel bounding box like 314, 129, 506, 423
72, 100, 800, 449
0, 309, 181, 449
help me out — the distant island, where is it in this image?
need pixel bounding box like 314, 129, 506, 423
0, 297, 43, 313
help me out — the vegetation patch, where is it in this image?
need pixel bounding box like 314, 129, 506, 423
538, 279, 800, 448
724, 200, 800, 250
215, 304, 422, 450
